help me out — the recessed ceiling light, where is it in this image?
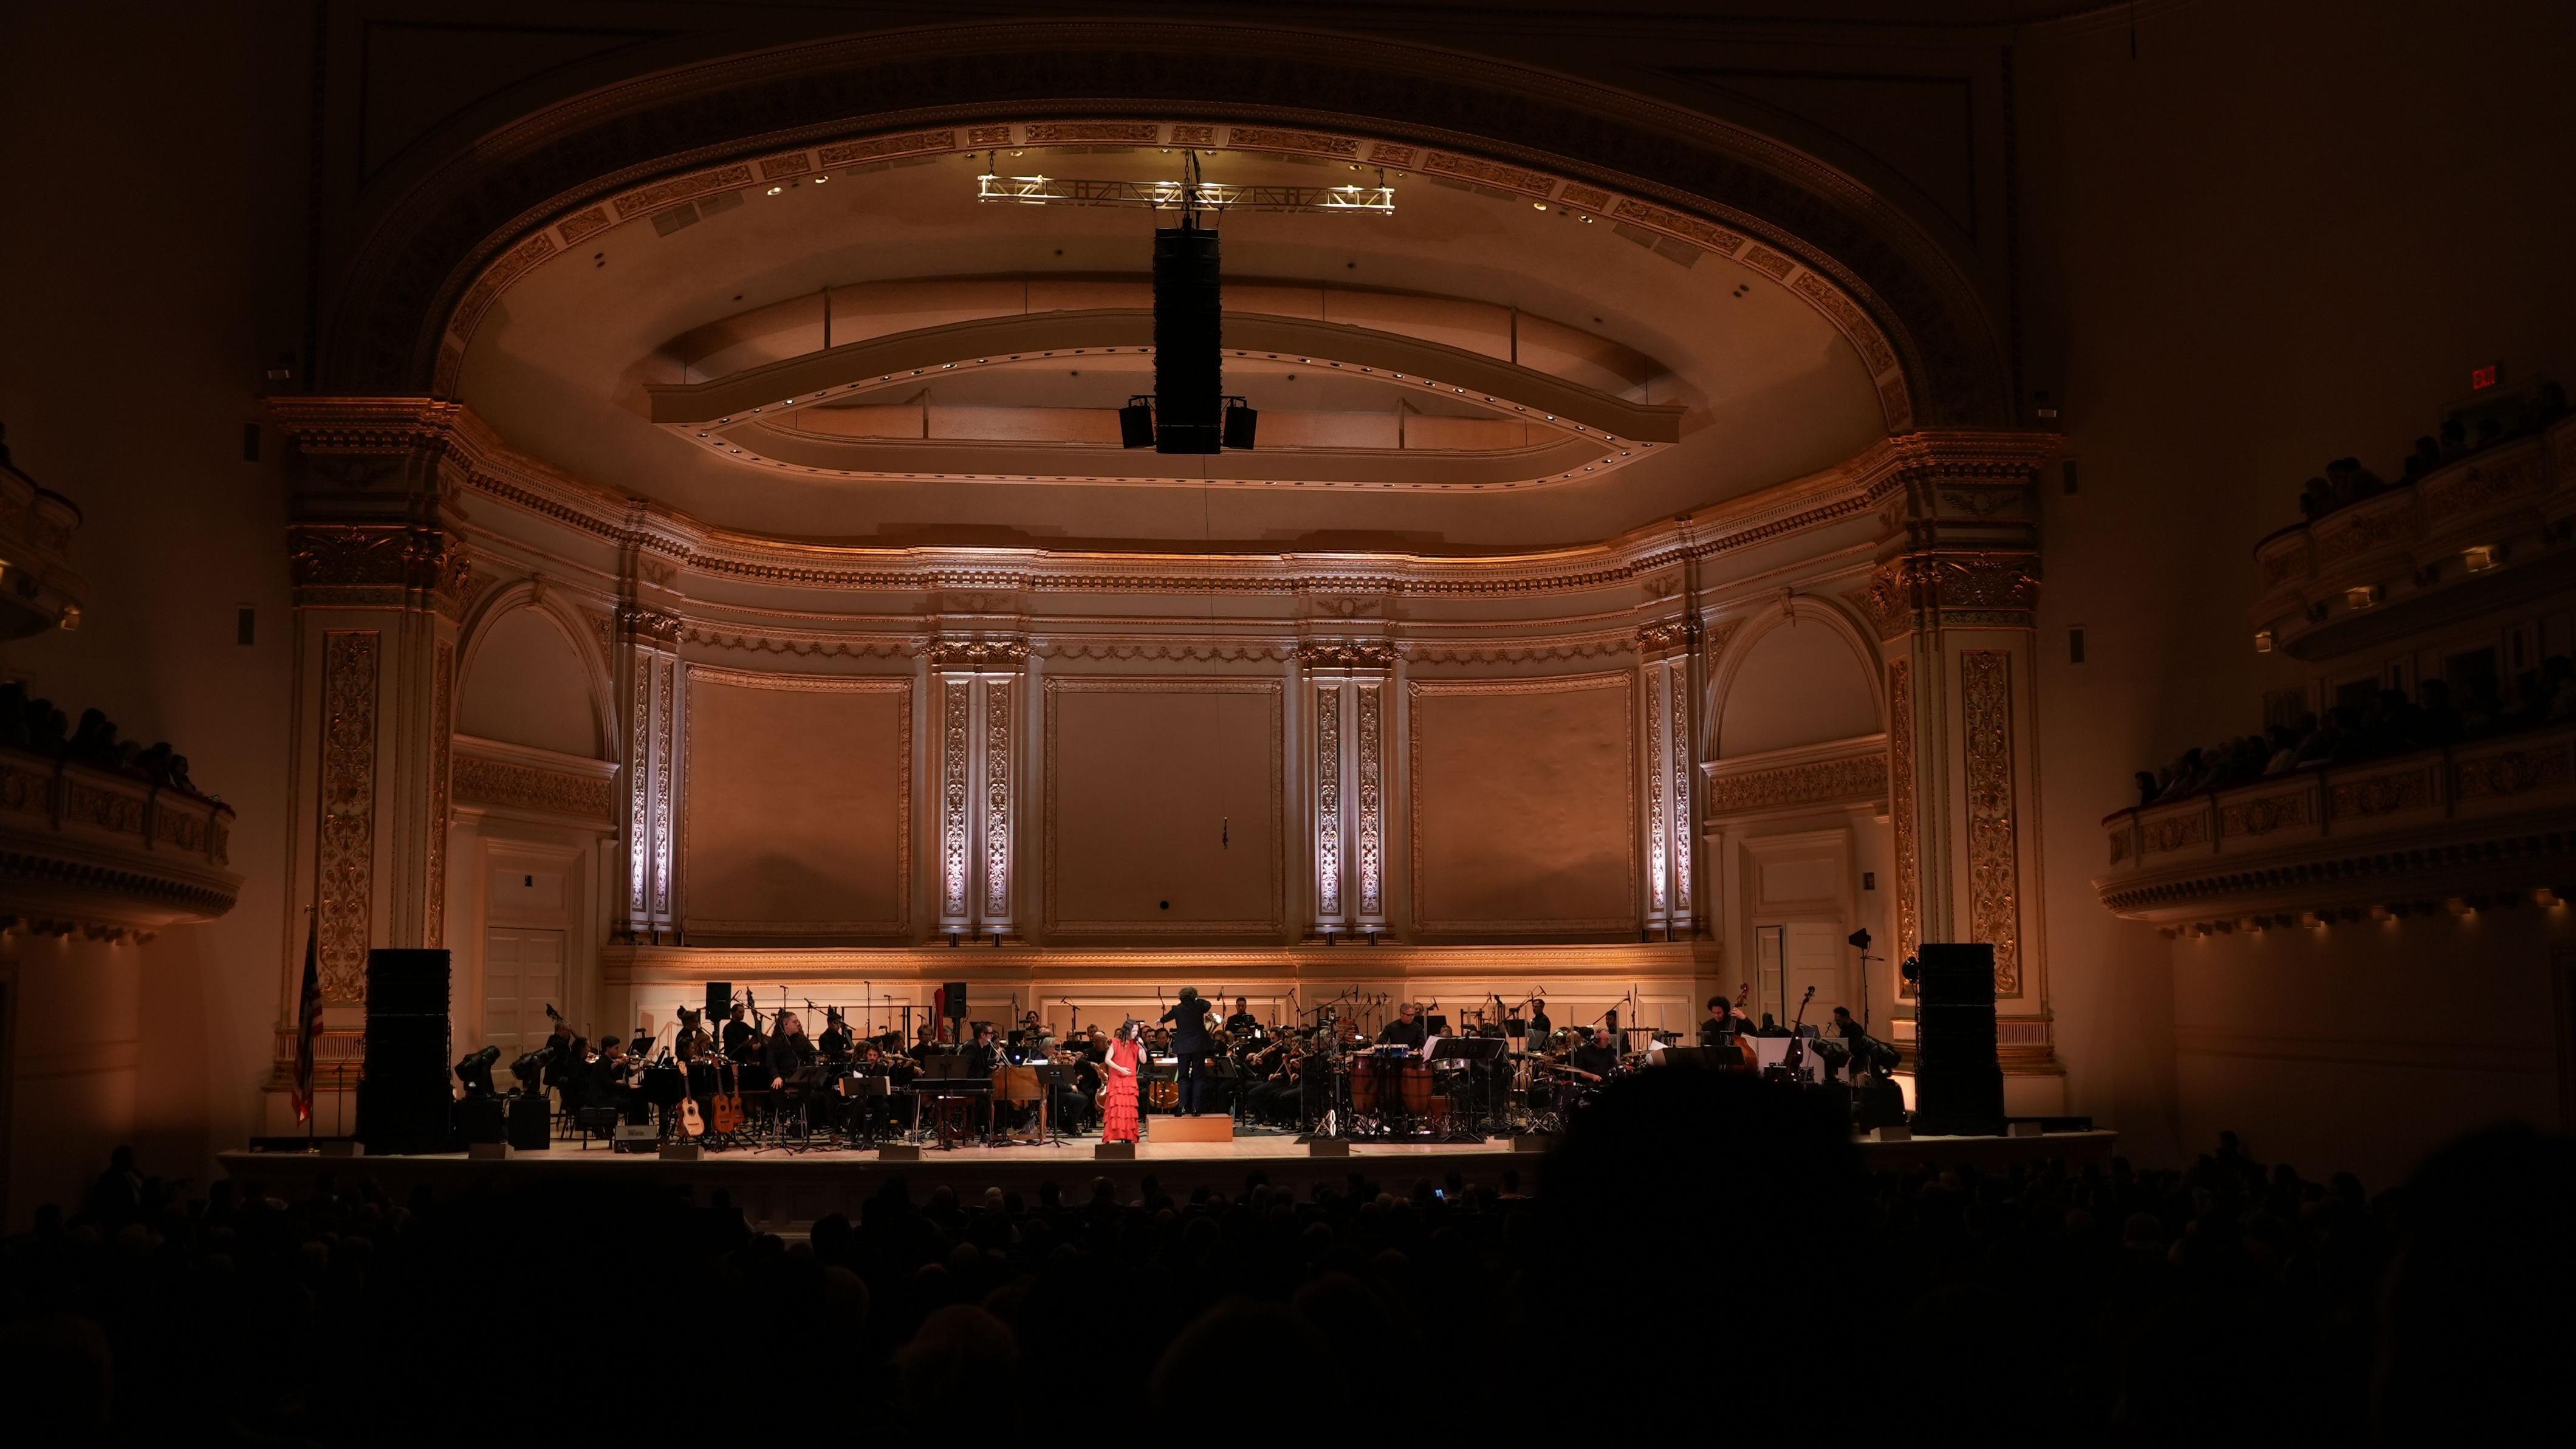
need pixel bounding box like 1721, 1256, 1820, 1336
766, 185, 783, 196
1532, 202, 1548, 211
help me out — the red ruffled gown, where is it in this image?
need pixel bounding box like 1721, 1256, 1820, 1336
1102, 1038, 1142, 1143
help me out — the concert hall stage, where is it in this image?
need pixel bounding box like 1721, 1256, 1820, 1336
219, 1128, 2114, 1233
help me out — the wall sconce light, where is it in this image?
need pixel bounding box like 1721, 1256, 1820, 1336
2345, 586, 2380, 610
2253, 630, 2274, 653
2463, 545, 2499, 572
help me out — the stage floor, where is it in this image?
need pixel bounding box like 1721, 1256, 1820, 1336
219, 1127, 2115, 1231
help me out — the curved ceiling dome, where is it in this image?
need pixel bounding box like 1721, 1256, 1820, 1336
457, 134, 1885, 550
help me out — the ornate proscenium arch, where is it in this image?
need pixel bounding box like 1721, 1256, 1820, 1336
323, 20, 2012, 428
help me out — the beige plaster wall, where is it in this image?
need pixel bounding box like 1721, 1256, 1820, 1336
1042, 677, 1285, 938
1406, 674, 1637, 936
2018, 0, 2576, 1165
679, 673, 911, 939
0, 2, 307, 1217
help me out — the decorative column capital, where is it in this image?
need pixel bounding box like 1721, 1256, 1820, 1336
925, 635, 1030, 673
1296, 639, 1396, 673
1634, 616, 1700, 659
1861, 550, 2041, 639
287, 522, 473, 617
617, 604, 683, 647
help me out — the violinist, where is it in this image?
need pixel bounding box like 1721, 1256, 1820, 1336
587, 1034, 643, 1121
906, 1022, 942, 1064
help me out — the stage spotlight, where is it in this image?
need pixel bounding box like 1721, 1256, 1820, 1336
1847, 927, 1872, 951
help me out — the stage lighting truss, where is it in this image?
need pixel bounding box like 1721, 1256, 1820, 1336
976, 171, 1394, 214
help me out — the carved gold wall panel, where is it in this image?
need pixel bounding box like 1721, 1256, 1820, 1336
1314, 683, 1343, 921
940, 679, 971, 919
1960, 649, 2023, 996
316, 630, 379, 1001
1887, 659, 1919, 984
425, 640, 452, 948
1356, 682, 1385, 920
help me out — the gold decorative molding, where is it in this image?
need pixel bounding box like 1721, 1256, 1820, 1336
925, 635, 1030, 672
1702, 740, 1889, 818
982, 677, 1013, 923
618, 604, 683, 646
1888, 660, 1919, 980
1356, 681, 1385, 919
1960, 650, 2023, 996
315, 630, 378, 1002
453, 750, 615, 821
1634, 616, 1699, 657
289, 524, 473, 616
425, 642, 452, 948
1297, 639, 1397, 671
1864, 552, 2040, 639
1315, 683, 1343, 920
939, 678, 971, 919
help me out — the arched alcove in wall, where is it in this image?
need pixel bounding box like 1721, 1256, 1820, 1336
1712, 606, 1883, 758
457, 606, 607, 758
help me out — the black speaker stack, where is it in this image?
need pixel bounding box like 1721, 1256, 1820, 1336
705, 980, 731, 1020
359, 948, 454, 1156
1151, 221, 1222, 454
1911, 942, 2005, 1137
944, 980, 968, 1022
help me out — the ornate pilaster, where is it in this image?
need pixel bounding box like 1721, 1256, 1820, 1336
929, 635, 1026, 938
1861, 431, 2060, 1091
1300, 639, 1394, 938
270, 399, 477, 1095
1636, 617, 1699, 937
613, 605, 682, 941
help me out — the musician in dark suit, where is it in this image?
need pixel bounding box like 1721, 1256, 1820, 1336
720, 1005, 759, 1062
586, 1035, 643, 1122
817, 1009, 853, 1061
1159, 987, 1217, 1115
1566, 1026, 1622, 1083
962, 1023, 1000, 1076
1223, 997, 1261, 1035
1378, 1001, 1428, 1050
1700, 996, 1749, 1049
766, 1012, 816, 1091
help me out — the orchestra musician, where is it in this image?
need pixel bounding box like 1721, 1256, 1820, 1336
1527, 998, 1552, 1043
720, 1003, 759, 1062
818, 1009, 854, 1061
1378, 1001, 1428, 1050
767, 1012, 816, 1091
586, 1034, 643, 1121
906, 1023, 942, 1064
1563, 1026, 1622, 1084
1701, 996, 1751, 1051
1159, 987, 1216, 1116
1223, 996, 1260, 1035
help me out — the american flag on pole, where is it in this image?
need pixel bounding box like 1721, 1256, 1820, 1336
290, 907, 322, 1124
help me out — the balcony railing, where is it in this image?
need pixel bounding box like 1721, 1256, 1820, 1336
0, 744, 239, 938
2251, 415, 2575, 659
2096, 724, 2574, 932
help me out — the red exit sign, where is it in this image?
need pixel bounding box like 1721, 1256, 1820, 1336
2471, 362, 2499, 390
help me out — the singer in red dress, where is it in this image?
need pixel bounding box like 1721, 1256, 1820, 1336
1101, 1020, 1143, 1144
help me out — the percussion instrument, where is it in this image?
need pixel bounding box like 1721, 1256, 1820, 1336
1349, 1057, 1432, 1118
